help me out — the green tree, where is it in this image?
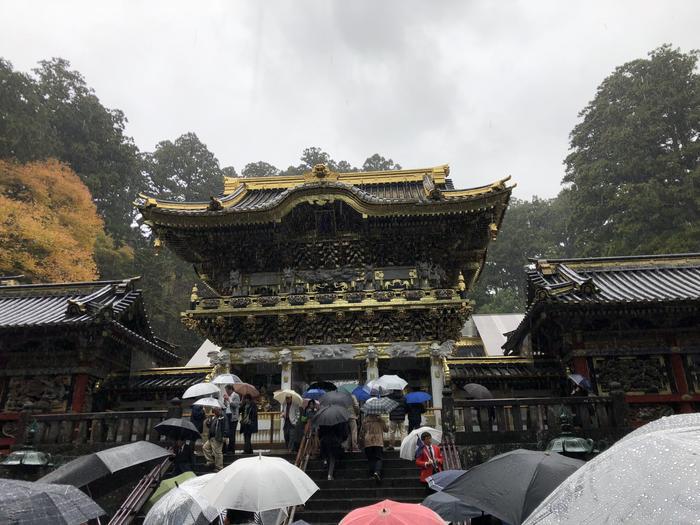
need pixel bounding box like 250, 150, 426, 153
32, 58, 144, 241
242, 161, 280, 178
144, 132, 224, 201
0, 59, 56, 161
471, 196, 571, 312
280, 147, 356, 175
564, 45, 700, 255
362, 153, 402, 171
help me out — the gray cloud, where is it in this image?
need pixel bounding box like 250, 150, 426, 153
2, 0, 699, 198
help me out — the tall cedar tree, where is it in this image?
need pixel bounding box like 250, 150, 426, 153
564, 45, 700, 255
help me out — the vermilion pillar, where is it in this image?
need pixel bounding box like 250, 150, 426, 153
71, 374, 89, 413
670, 354, 693, 413
571, 356, 590, 377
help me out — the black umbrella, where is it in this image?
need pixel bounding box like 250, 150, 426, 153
319, 390, 353, 408
313, 404, 350, 427
0, 478, 105, 525
309, 380, 337, 391
462, 383, 493, 399
422, 491, 483, 523
442, 449, 584, 525
155, 417, 201, 441
39, 440, 171, 488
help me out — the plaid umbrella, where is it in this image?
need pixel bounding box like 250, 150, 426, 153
0, 479, 105, 525
361, 397, 399, 415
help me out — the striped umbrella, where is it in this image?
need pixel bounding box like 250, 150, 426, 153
361, 397, 399, 415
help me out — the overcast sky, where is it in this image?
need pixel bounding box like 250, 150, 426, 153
2, 1, 699, 198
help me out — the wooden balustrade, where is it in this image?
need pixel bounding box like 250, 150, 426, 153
25, 411, 168, 447
451, 396, 626, 446
17, 409, 289, 449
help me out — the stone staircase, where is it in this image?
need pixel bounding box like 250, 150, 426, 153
193, 449, 426, 525
295, 451, 426, 525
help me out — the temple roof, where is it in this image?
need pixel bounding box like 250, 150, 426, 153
0, 277, 179, 362
136, 164, 513, 224
448, 358, 561, 382
525, 253, 700, 304
104, 367, 210, 391
503, 253, 700, 353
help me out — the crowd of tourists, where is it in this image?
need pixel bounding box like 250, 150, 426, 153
182, 375, 441, 486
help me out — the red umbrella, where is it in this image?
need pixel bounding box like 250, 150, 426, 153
339, 499, 446, 525
232, 382, 260, 398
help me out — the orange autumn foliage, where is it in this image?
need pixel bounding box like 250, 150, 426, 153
0, 159, 103, 282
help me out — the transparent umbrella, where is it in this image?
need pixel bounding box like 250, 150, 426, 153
524, 421, 700, 524
144, 473, 219, 525
211, 373, 242, 385
182, 382, 220, 399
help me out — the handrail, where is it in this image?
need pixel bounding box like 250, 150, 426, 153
285, 421, 313, 525
33, 410, 167, 422
450, 394, 626, 446
453, 396, 610, 407
108, 456, 172, 525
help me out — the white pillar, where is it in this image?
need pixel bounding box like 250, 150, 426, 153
365, 345, 379, 384
279, 349, 292, 391
430, 355, 444, 429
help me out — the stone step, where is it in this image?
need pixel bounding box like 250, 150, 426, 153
306, 468, 418, 481
315, 476, 425, 489
307, 486, 428, 499
304, 495, 425, 512
306, 457, 410, 469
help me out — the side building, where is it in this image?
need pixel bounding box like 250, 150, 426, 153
503, 254, 700, 424
0, 277, 179, 415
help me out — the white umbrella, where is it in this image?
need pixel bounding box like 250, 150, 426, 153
524, 421, 700, 524
144, 474, 219, 525
373, 374, 408, 391
211, 373, 242, 385
273, 389, 303, 406
200, 454, 319, 513
183, 382, 220, 399
193, 397, 223, 409
400, 426, 442, 460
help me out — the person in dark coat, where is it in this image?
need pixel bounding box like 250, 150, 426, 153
318, 421, 348, 481
239, 394, 258, 454
171, 439, 195, 475
387, 391, 407, 450
406, 402, 426, 433
190, 403, 205, 434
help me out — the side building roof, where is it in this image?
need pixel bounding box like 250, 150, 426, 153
503, 253, 700, 354
0, 277, 179, 363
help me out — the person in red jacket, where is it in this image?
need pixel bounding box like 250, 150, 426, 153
415, 431, 443, 484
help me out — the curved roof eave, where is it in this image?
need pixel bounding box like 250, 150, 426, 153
137, 180, 514, 228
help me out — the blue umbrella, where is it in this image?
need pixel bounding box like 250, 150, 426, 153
568, 373, 593, 391
302, 388, 326, 400
405, 391, 432, 404
427, 469, 467, 491
352, 386, 371, 402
